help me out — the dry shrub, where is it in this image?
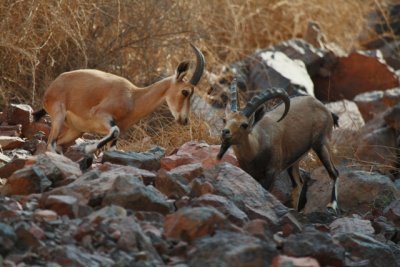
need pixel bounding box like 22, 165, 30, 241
0, 0, 393, 152
117, 105, 220, 154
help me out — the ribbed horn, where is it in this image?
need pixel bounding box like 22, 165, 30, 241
189, 43, 205, 86
229, 78, 239, 112
241, 88, 290, 122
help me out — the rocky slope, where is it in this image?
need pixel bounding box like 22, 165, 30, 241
0, 89, 399, 266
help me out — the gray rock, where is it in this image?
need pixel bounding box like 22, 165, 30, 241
0, 222, 17, 256
190, 194, 249, 226
188, 230, 278, 267
102, 174, 173, 214
102, 146, 165, 171
334, 232, 397, 267
283, 228, 345, 267
305, 169, 399, 214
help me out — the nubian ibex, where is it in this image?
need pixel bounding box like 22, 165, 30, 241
34, 44, 205, 154
217, 80, 339, 212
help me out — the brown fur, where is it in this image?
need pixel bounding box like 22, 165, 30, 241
220, 96, 339, 211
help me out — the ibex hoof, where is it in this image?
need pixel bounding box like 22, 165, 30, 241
326, 201, 340, 215
84, 142, 98, 154
78, 154, 94, 172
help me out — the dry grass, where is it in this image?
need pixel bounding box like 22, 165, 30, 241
0, 0, 395, 152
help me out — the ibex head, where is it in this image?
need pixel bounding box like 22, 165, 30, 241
166, 43, 205, 125
217, 79, 290, 159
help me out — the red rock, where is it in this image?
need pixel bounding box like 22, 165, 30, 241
0, 158, 28, 178
24, 121, 50, 140
166, 163, 204, 182
189, 179, 215, 197
314, 52, 399, 102
42, 195, 80, 218
160, 141, 238, 171
0, 167, 52, 196
155, 169, 190, 199
27, 152, 82, 185
0, 136, 25, 150
163, 206, 228, 242
5, 103, 32, 125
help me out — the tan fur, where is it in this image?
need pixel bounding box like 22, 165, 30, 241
42, 67, 194, 153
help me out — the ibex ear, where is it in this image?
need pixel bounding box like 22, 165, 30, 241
175, 61, 190, 81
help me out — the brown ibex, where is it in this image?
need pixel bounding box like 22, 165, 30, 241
34, 44, 205, 154
217, 80, 339, 212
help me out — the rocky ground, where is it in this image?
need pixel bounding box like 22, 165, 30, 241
1, 26, 400, 265
0, 85, 399, 267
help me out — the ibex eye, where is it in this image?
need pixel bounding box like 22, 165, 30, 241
240, 123, 249, 129
182, 90, 189, 97
219, 78, 228, 84
222, 118, 226, 124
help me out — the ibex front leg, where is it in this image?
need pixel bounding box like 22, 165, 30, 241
84, 120, 120, 154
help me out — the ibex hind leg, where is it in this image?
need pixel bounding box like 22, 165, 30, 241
313, 143, 340, 214
47, 108, 66, 154
288, 162, 307, 211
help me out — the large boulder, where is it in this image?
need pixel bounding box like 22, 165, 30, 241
196, 162, 289, 229
304, 168, 399, 214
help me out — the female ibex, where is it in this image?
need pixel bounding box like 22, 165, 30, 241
217, 80, 339, 212
34, 44, 205, 154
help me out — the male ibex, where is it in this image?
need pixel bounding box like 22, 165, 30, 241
34, 44, 205, 154
217, 80, 339, 212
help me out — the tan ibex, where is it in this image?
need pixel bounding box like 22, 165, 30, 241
34, 44, 205, 155
217, 80, 339, 212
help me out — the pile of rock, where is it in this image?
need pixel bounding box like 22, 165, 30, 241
0, 105, 399, 266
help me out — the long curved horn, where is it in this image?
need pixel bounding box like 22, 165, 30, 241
241, 88, 290, 122
229, 78, 239, 112
189, 43, 205, 86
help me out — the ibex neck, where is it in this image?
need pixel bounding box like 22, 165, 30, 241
233, 134, 259, 161
132, 77, 173, 118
